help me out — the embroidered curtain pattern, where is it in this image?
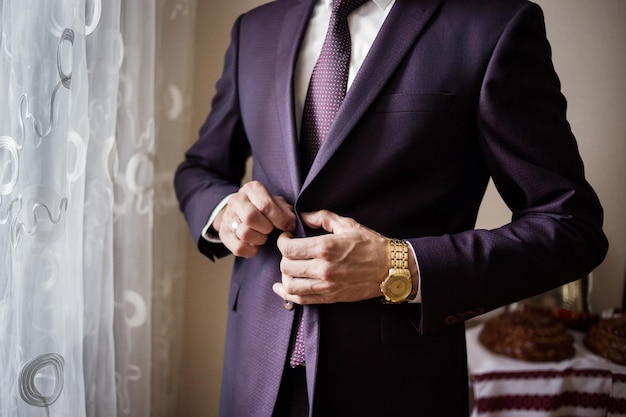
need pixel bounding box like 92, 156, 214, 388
0, 0, 195, 415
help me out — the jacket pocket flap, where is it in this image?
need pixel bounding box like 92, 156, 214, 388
374, 92, 455, 113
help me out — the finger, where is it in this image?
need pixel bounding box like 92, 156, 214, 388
231, 193, 275, 235
273, 283, 299, 304
277, 231, 298, 257
300, 210, 355, 234
274, 196, 297, 232
277, 231, 321, 260
222, 232, 260, 258
273, 282, 334, 305
234, 221, 269, 246
274, 277, 328, 299
279, 253, 323, 281
219, 215, 260, 258
278, 233, 327, 279
243, 182, 296, 232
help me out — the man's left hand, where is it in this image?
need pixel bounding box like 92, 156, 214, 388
272, 210, 390, 304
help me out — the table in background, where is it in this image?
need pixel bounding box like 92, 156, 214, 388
466, 324, 626, 417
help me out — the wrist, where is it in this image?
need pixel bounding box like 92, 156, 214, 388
211, 206, 227, 236
380, 239, 413, 303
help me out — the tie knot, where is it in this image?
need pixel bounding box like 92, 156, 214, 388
332, 0, 368, 18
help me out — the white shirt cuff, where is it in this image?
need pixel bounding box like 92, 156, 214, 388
201, 194, 234, 243
407, 242, 422, 303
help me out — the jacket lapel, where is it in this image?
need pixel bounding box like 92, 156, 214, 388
301, 0, 443, 190
275, 0, 317, 195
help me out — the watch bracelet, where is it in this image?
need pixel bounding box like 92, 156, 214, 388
389, 238, 409, 269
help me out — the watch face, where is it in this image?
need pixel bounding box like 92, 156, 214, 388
389, 277, 408, 296
383, 273, 412, 302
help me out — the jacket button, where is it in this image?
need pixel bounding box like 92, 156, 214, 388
283, 300, 295, 311
445, 316, 458, 325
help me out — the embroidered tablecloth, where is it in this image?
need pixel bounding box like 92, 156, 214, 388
466, 325, 626, 417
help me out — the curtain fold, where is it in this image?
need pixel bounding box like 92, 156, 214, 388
0, 0, 195, 415
82, 2, 122, 416
113, 1, 155, 415
152, 0, 197, 415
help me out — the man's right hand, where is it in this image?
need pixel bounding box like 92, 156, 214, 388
214, 181, 296, 258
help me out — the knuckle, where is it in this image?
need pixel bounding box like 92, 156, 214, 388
274, 216, 287, 229
320, 265, 332, 281
241, 181, 257, 192
248, 180, 263, 190
283, 281, 295, 294
232, 242, 256, 258
256, 197, 274, 216
279, 258, 288, 273
278, 239, 294, 257
247, 181, 268, 199
317, 242, 335, 261
256, 234, 268, 246
229, 192, 243, 206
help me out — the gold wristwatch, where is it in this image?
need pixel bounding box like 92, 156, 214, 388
380, 238, 412, 303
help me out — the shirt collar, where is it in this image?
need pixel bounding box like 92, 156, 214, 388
324, 0, 394, 12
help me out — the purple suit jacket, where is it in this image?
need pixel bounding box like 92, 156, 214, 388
175, 0, 608, 415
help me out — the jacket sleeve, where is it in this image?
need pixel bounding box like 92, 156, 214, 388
412, 3, 608, 334
174, 15, 250, 260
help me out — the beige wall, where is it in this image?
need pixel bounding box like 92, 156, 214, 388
178, 1, 626, 416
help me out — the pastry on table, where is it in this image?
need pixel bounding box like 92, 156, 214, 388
479, 309, 575, 362
584, 313, 626, 366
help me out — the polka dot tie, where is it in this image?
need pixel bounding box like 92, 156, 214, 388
299, 0, 369, 174
290, 0, 368, 369
289, 307, 306, 368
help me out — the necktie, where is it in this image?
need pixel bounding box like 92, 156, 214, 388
290, 0, 368, 368
299, 0, 369, 174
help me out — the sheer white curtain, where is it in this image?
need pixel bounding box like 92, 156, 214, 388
152, 0, 197, 415
0, 0, 195, 415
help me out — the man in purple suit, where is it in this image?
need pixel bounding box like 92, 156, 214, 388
175, 0, 608, 415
